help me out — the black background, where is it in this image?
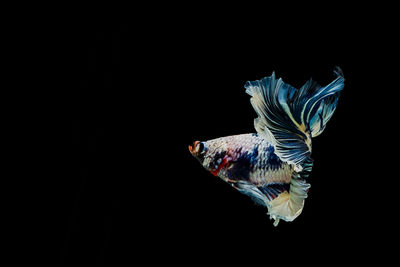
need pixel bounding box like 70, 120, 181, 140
57, 10, 396, 266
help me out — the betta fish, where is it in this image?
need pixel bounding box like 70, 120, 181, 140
189, 69, 344, 226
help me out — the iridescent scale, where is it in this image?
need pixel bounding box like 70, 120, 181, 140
204, 133, 294, 186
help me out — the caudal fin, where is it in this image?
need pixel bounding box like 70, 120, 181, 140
267, 158, 313, 226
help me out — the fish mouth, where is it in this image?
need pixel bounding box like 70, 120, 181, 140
188, 141, 200, 155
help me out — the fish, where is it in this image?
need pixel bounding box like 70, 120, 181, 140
189, 68, 344, 226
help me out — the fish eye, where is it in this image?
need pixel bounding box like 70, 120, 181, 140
196, 142, 205, 154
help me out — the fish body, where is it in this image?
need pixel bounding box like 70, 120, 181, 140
198, 133, 293, 187
189, 69, 344, 225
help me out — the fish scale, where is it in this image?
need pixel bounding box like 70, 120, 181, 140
205, 133, 293, 186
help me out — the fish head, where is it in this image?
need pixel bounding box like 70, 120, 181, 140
189, 139, 228, 175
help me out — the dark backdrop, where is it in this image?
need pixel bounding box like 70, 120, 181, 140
59, 13, 395, 266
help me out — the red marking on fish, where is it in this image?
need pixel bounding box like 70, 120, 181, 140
211, 156, 231, 176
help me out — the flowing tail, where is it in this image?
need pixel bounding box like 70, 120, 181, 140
245, 68, 344, 224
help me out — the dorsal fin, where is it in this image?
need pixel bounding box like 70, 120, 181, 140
245, 69, 344, 171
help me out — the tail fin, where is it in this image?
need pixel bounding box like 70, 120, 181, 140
235, 159, 313, 226
245, 68, 344, 171
267, 158, 313, 226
